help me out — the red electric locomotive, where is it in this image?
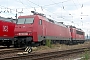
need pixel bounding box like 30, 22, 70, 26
14, 11, 85, 47
0, 17, 15, 47
69, 25, 85, 44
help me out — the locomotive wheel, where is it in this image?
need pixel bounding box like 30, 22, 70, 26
14, 40, 25, 48
14, 44, 18, 48
14, 40, 21, 48
7, 45, 11, 47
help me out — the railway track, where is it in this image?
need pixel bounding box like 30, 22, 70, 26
0, 48, 24, 54
0, 48, 25, 59
0, 46, 14, 49
0, 47, 90, 60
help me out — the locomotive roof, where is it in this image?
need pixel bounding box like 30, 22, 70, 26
67, 25, 84, 32
18, 11, 70, 28
18, 15, 67, 28
76, 28, 84, 32
30, 11, 68, 28
18, 15, 35, 18
0, 16, 13, 21
33, 15, 67, 28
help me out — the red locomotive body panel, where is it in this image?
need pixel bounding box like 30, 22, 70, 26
0, 17, 15, 46
0, 20, 15, 38
75, 29, 85, 40
41, 18, 71, 40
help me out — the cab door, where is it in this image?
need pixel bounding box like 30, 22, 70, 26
70, 28, 73, 40
37, 19, 45, 41
38, 19, 43, 36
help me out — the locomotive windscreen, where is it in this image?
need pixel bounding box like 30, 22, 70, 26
17, 18, 34, 24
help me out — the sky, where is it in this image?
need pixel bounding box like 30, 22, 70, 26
0, 0, 90, 36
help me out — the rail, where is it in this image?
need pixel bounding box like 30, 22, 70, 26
0, 47, 90, 60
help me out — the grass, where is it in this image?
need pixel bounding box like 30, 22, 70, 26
81, 49, 90, 60
46, 39, 52, 48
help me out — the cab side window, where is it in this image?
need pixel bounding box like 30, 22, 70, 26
39, 19, 42, 25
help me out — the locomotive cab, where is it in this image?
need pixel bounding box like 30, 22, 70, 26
14, 14, 40, 47
69, 25, 85, 44
14, 11, 47, 47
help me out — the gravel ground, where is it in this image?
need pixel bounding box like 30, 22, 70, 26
0, 41, 90, 59
31, 41, 90, 60
0, 53, 17, 58
50, 52, 83, 60
32, 41, 90, 53
50, 51, 90, 60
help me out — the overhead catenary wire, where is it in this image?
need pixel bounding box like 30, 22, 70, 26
25, 0, 73, 21
49, 0, 74, 23
0, 5, 14, 12
0, 0, 73, 23
0, 0, 84, 26
0, 5, 18, 18
42, 0, 71, 7
76, 0, 83, 8
27, 0, 41, 7
71, 0, 79, 9
15, 0, 31, 12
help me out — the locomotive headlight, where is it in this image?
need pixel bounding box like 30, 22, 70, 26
18, 33, 28, 35
28, 32, 32, 35
15, 32, 32, 36
15, 33, 19, 35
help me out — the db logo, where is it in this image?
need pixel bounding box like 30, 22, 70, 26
3, 26, 8, 32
